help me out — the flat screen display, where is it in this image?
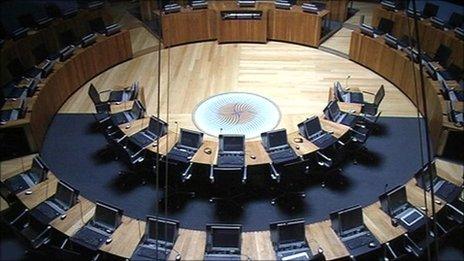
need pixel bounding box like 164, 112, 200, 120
148, 118, 165, 137
303, 117, 322, 138
95, 203, 119, 230
89, 17, 105, 32
268, 129, 287, 148
277, 221, 305, 244
32, 44, 49, 62
222, 136, 244, 152
387, 186, 407, 215
180, 130, 202, 148
148, 218, 177, 243
212, 227, 240, 248
54, 182, 76, 209
59, 29, 76, 47
328, 102, 340, 119
339, 206, 363, 233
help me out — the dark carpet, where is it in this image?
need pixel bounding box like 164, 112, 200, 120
41, 114, 430, 232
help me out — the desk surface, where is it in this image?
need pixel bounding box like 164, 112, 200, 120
305, 220, 349, 260
50, 197, 96, 237
363, 202, 406, 244
100, 216, 145, 258
16, 173, 58, 209
0, 154, 37, 182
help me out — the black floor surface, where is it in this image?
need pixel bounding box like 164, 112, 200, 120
39, 114, 433, 232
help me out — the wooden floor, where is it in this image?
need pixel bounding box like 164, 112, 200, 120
61, 40, 419, 138
320, 27, 353, 55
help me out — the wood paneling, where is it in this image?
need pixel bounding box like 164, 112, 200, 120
326, 0, 349, 22
268, 8, 329, 47
349, 30, 444, 154
29, 31, 133, 149
218, 12, 268, 43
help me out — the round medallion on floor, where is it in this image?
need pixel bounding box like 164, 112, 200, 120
192, 92, 281, 138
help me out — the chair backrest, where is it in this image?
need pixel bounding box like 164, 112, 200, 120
130, 100, 145, 119
54, 180, 79, 210
95, 102, 110, 114
324, 101, 341, 121
379, 185, 408, 216
145, 216, 180, 246
374, 85, 385, 106
28, 156, 49, 183
206, 224, 242, 253
147, 116, 168, 138
334, 81, 344, 101
218, 134, 245, 153
93, 201, 123, 232
88, 84, 102, 105
448, 12, 463, 28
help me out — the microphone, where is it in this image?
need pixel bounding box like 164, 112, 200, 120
345, 75, 351, 90
384, 183, 389, 194
174, 121, 179, 140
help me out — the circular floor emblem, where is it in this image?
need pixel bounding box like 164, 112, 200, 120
193, 92, 281, 139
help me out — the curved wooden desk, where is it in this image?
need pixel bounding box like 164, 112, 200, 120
27, 30, 132, 149
159, 2, 329, 47
349, 30, 444, 153
372, 5, 464, 68
3, 154, 461, 260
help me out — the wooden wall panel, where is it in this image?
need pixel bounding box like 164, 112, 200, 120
349, 30, 444, 153
29, 30, 132, 148
218, 12, 268, 43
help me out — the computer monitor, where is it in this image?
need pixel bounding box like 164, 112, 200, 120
381, 185, 408, 216
59, 29, 77, 47
29, 156, 49, 182
276, 219, 306, 245
415, 162, 438, 190
94, 201, 123, 231
88, 17, 105, 33
267, 129, 288, 148
220, 135, 245, 152
299, 116, 322, 139
210, 225, 241, 249
434, 44, 452, 67
54, 181, 79, 209
146, 216, 179, 243
448, 12, 463, 28
179, 129, 203, 149
32, 43, 49, 62
148, 117, 167, 137
377, 18, 394, 34
338, 205, 364, 235
328, 101, 340, 120
421, 2, 439, 19
131, 100, 146, 118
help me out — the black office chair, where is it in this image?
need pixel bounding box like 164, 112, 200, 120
131, 216, 181, 261
30, 181, 80, 224
270, 219, 324, 261
438, 63, 463, 82
374, 18, 394, 35
334, 81, 364, 104
3, 156, 49, 194
209, 135, 247, 210
69, 201, 123, 253
361, 85, 385, 117
422, 44, 452, 68
88, 82, 139, 105
204, 224, 243, 261
110, 99, 146, 126
446, 12, 463, 29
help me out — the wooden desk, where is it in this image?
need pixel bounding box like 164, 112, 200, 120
218, 10, 268, 43
406, 179, 445, 215
161, 7, 217, 47
287, 131, 318, 157
0, 154, 37, 182
326, 0, 349, 22
268, 8, 329, 47
29, 30, 132, 150
100, 216, 145, 259
245, 141, 271, 165
435, 158, 464, 187
241, 231, 275, 260
305, 221, 349, 260
169, 228, 206, 260
50, 197, 96, 237
191, 140, 218, 165
349, 30, 443, 154
363, 202, 406, 244
16, 173, 58, 209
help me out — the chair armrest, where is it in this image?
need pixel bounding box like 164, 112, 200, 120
10, 209, 29, 226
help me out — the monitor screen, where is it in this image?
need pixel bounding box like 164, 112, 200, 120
434, 45, 451, 66
59, 29, 76, 47
303, 117, 322, 138
180, 129, 202, 148
88, 17, 105, 32
211, 227, 240, 248
148, 218, 177, 243
32, 44, 49, 62
221, 136, 244, 152
268, 129, 287, 148
30, 157, 47, 181
148, 117, 166, 137
339, 206, 363, 233
94, 203, 119, 230
277, 221, 305, 244
378, 18, 394, 34
328, 102, 340, 119
387, 186, 407, 214
54, 181, 77, 209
